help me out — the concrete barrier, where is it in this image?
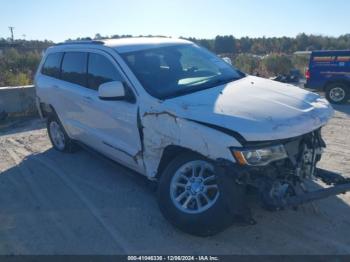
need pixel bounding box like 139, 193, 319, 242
0, 85, 37, 117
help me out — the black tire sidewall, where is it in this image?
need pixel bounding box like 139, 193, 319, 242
157, 152, 233, 236
325, 83, 349, 104
47, 115, 73, 152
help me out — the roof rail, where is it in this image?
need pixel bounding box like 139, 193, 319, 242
54, 40, 105, 46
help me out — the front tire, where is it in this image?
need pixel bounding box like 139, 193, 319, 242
47, 115, 77, 153
325, 83, 349, 104
157, 152, 233, 236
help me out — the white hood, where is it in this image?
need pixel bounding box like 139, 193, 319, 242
165, 76, 334, 142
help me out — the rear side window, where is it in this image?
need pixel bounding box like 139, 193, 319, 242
61, 52, 88, 86
87, 53, 122, 90
41, 52, 63, 78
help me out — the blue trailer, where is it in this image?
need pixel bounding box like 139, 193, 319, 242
305, 50, 350, 104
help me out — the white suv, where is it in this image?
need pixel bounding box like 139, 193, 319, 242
35, 37, 340, 236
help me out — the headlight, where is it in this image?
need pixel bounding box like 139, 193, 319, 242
231, 144, 288, 166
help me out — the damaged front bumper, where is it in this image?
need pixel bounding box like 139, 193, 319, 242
262, 168, 350, 209
216, 160, 350, 218
215, 129, 350, 222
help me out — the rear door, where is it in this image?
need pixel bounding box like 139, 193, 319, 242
36, 52, 64, 110
36, 51, 91, 141
54, 51, 91, 142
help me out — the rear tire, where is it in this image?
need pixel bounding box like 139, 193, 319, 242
47, 115, 77, 153
325, 83, 349, 104
157, 152, 233, 236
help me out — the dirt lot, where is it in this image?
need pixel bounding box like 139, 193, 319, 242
0, 105, 349, 255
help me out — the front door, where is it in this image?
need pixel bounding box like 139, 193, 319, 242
60, 50, 143, 172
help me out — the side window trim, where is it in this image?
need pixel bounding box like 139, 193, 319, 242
59, 52, 65, 80
86, 52, 91, 89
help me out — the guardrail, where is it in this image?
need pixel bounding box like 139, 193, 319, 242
0, 85, 37, 118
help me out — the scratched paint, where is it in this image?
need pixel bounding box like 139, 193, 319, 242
140, 111, 241, 178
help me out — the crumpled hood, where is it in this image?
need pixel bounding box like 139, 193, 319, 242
164, 76, 334, 142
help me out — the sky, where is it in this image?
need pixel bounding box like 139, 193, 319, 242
0, 0, 350, 43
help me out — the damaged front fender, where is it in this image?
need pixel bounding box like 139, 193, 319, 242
140, 108, 242, 178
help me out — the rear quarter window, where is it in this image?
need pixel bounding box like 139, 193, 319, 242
41, 52, 63, 78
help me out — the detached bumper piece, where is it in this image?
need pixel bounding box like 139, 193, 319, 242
268, 168, 350, 209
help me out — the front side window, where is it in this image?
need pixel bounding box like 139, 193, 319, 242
87, 53, 123, 90
41, 52, 63, 78
121, 44, 244, 99
61, 52, 88, 86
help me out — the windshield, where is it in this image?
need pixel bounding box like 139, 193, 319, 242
121, 44, 244, 99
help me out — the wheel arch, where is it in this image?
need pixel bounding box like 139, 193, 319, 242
42, 103, 72, 139
39, 102, 57, 118
323, 79, 350, 91
156, 145, 205, 179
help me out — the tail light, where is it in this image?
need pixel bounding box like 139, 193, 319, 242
305, 68, 310, 80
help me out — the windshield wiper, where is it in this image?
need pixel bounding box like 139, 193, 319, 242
205, 76, 242, 87
194, 77, 242, 90
162, 76, 242, 99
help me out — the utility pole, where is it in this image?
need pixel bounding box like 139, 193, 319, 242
8, 26, 15, 42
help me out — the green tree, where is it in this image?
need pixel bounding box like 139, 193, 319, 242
0, 46, 43, 86
214, 35, 236, 54
1, 71, 30, 86
234, 54, 261, 74
292, 54, 309, 75
261, 54, 293, 76
197, 39, 214, 51
237, 37, 252, 53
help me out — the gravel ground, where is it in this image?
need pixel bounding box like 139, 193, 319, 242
0, 105, 349, 255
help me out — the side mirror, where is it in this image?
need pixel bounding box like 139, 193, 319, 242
98, 81, 126, 101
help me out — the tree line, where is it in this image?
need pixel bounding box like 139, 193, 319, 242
186, 34, 350, 76
0, 33, 349, 86
187, 33, 350, 55
0, 39, 52, 86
